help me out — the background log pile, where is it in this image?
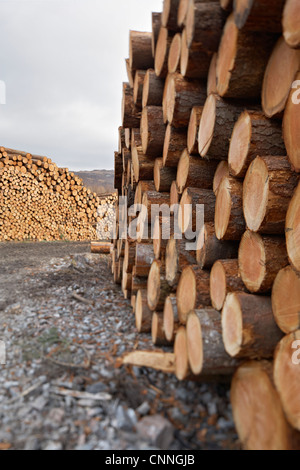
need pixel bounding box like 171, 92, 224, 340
0, 147, 100, 241
111, 0, 300, 450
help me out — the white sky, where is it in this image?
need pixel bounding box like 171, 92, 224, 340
0, 0, 163, 170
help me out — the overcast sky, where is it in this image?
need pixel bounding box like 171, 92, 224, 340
0, 0, 163, 170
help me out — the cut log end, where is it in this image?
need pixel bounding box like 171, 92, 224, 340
238, 231, 266, 293
147, 260, 161, 311
186, 311, 203, 375
163, 295, 177, 342
216, 14, 238, 97
136, 290, 152, 333
243, 157, 269, 232
214, 177, 232, 240
272, 266, 300, 334
177, 266, 196, 323
222, 293, 243, 357
286, 182, 300, 271
283, 72, 300, 173
228, 111, 252, 178
198, 94, 216, 157
174, 326, 190, 381
213, 161, 229, 195
210, 261, 228, 311
168, 33, 181, 74
176, 149, 189, 194
155, 27, 169, 77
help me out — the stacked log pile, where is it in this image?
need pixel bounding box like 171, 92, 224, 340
111, 0, 300, 450
0, 147, 100, 241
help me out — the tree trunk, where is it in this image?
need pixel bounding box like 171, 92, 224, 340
155, 27, 174, 78
177, 265, 211, 324
163, 294, 179, 343
162, 0, 181, 32
122, 83, 141, 129
168, 33, 181, 74
147, 260, 174, 312
180, 187, 216, 233
215, 176, 245, 240
135, 289, 153, 333
152, 12, 162, 57
210, 259, 246, 311
135, 243, 155, 276
134, 180, 156, 205
152, 312, 171, 346
154, 158, 177, 192
133, 70, 146, 108
196, 222, 239, 269
181, 28, 214, 79
123, 350, 175, 374
272, 266, 300, 334
239, 230, 289, 293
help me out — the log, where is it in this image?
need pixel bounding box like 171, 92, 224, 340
163, 124, 187, 167
135, 243, 155, 277
196, 222, 239, 269
91, 241, 112, 254
155, 27, 174, 78
123, 351, 175, 374
283, 72, 300, 172
162, 0, 181, 32
152, 12, 162, 57
122, 83, 141, 129
170, 180, 180, 209
176, 150, 218, 194
262, 37, 300, 118
134, 180, 156, 205
222, 292, 283, 358
198, 94, 245, 160
142, 190, 170, 223
274, 331, 300, 431
153, 216, 174, 261
118, 126, 126, 154
283, 0, 300, 49
165, 237, 197, 287
272, 266, 300, 334
176, 265, 211, 324
133, 70, 146, 108
186, 309, 240, 376
216, 13, 276, 98
213, 161, 229, 195
228, 111, 287, 178
114, 152, 123, 191
124, 240, 136, 273
152, 312, 171, 346
243, 156, 298, 234
187, 106, 203, 155
185, 1, 226, 50
215, 176, 245, 240
135, 289, 153, 333
147, 260, 174, 312
239, 230, 288, 293
141, 106, 165, 157
207, 53, 218, 95
163, 73, 207, 128
131, 129, 154, 182
174, 326, 190, 380
129, 31, 154, 70
233, 0, 285, 32
142, 69, 165, 108
286, 181, 300, 271
163, 294, 179, 343
125, 58, 135, 88
131, 267, 148, 294
168, 33, 181, 74
180, 28, 214, 79
125, 128, 131, 149
231, 361, 300, 450
154, 158, 177, 192
210, 259, 246, 311
180, 187, 216, 233
178, 0, 218, 28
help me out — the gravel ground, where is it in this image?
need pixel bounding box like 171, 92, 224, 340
0, 242, 240, 450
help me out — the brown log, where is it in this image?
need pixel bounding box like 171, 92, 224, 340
274, 331, 300, 431
210, 259, 246, 311
286, 181, 300, 271
134, 180, 156, 205
196, 222, 239, 269
186, 309, 240, 376
174, 326, 190, 381
91, 241, 112, 254
262, 37, 300, 118
122, 148, 131, 173
283, 0, 300, 49
142, 69, 165, 108
162, 0, 181, 32
187, 106, 203, 155
123, 350, 175, 374
163, 124, 187, 167
126, 58, 135, 88
163, 73, 207, 128
207, 53, 218, 95
229, 111, 287, 178
133, 70, 146, 108
233, 0, 285, 32
131, 267, 148, 294
124, 240, 136, 273
185, 1, 226, 50
222, 292, 283, 359
155, 27, 174, 78
216, 13, 276, 98
168, 33, 181, 74
231, 361, 300, 450
152, 12, 162, 57
153, 216, 174, 261
215, 176, 245, 240
176, 265, 211, 324
122, 83, 141, 129
131, 129, 154, 182
165, 237, 197, 287
152, 312, 171, 346
114, 152, 123, 191
131, 295, 136, 314
198, 94, 244, 160
213, 161, 229, 195
181, 28, 214, 79
135, 289, 153, 333
283, 71, 300, 172
118, 126, 126, 154
129, 31, 154, 70
147, 260, 174, 312
243, 156, 298, 234
178, 0, 217, 28
163, 294, 179, 343
135, 243, 155, 277
140, 106, 165, 157
176, 150, 218, 194
141, 190, 170, 223
272, 266, 300, 335
170, 181, 180, 209
180, 187, 215, 233
239, 230, 288, 293
154, 158, 177, 192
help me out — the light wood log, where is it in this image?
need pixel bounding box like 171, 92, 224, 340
286, 181, 300, 271
147, 260, 174, 312
210, 259, 246, 311
135, 289, 153, 333
177, 265, 211, 324
196, 222, 239, 269
165, 237, 197, 287
187, 106, 203, 155
176, 150, 218, 194
213, 161, 229, 195
215, 176, 245, 240
141, 106, 165, 157
180, 187, 215, 233
123, 351, 175, 374
174, 326, 190, 381
207, 53, 218, 95
272, 266, 300, 335
283, 0, 300, 49
163, 294, 179, 343
168, 33, 181, 74
154, 158, 177, 192
283, 71, 300, 172
155, 27, 174, 78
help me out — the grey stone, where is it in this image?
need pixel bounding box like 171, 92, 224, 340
32, 395, 48, 411
207, 402, 218, 416
86, 382, 107, 394
136, 415, 174, 450
43, 441, 63, 451
115, 405, 135, 431
136, 402, 150, 416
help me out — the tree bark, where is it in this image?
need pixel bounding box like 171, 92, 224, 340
176, 150, 218, 194
233, 0, 285, 32
147, 260, 175, 311
154, 158, 177, 192
163, 124, 187, 167
181, 28, 214, 79
152, 12, 162, 57
165, 237, 197, 287
141, 106, 165, 157
135, 243, 155, 276
142, 69, 165, 108
122, 83, 141, 129
196, 222, 239, 269
180, 187, 216, 233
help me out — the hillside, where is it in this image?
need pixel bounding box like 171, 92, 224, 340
74, 170, 115, 195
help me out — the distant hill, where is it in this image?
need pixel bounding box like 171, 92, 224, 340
74, 170, 115, 195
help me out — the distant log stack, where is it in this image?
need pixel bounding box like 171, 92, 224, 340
109, 0, 300, 451
0, 147, 100, 241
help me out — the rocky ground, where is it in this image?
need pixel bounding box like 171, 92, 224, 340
0, 242, 239, 450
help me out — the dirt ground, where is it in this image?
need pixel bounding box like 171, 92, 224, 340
0, 242, 239, 451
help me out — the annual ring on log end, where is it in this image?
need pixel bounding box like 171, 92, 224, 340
238, 231, 266, 292
213, 162, 229, 195
198, 94, 216, 157
215, 178, 231, 240
228, 111, 252, 177
243, 157, 269, 232
210, 261, 227, 311
168, 34, 181, 73
222, 293, 243, 357
186, 312, 203, 375
177, 266, 196, 323
216, 14, 239, 97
